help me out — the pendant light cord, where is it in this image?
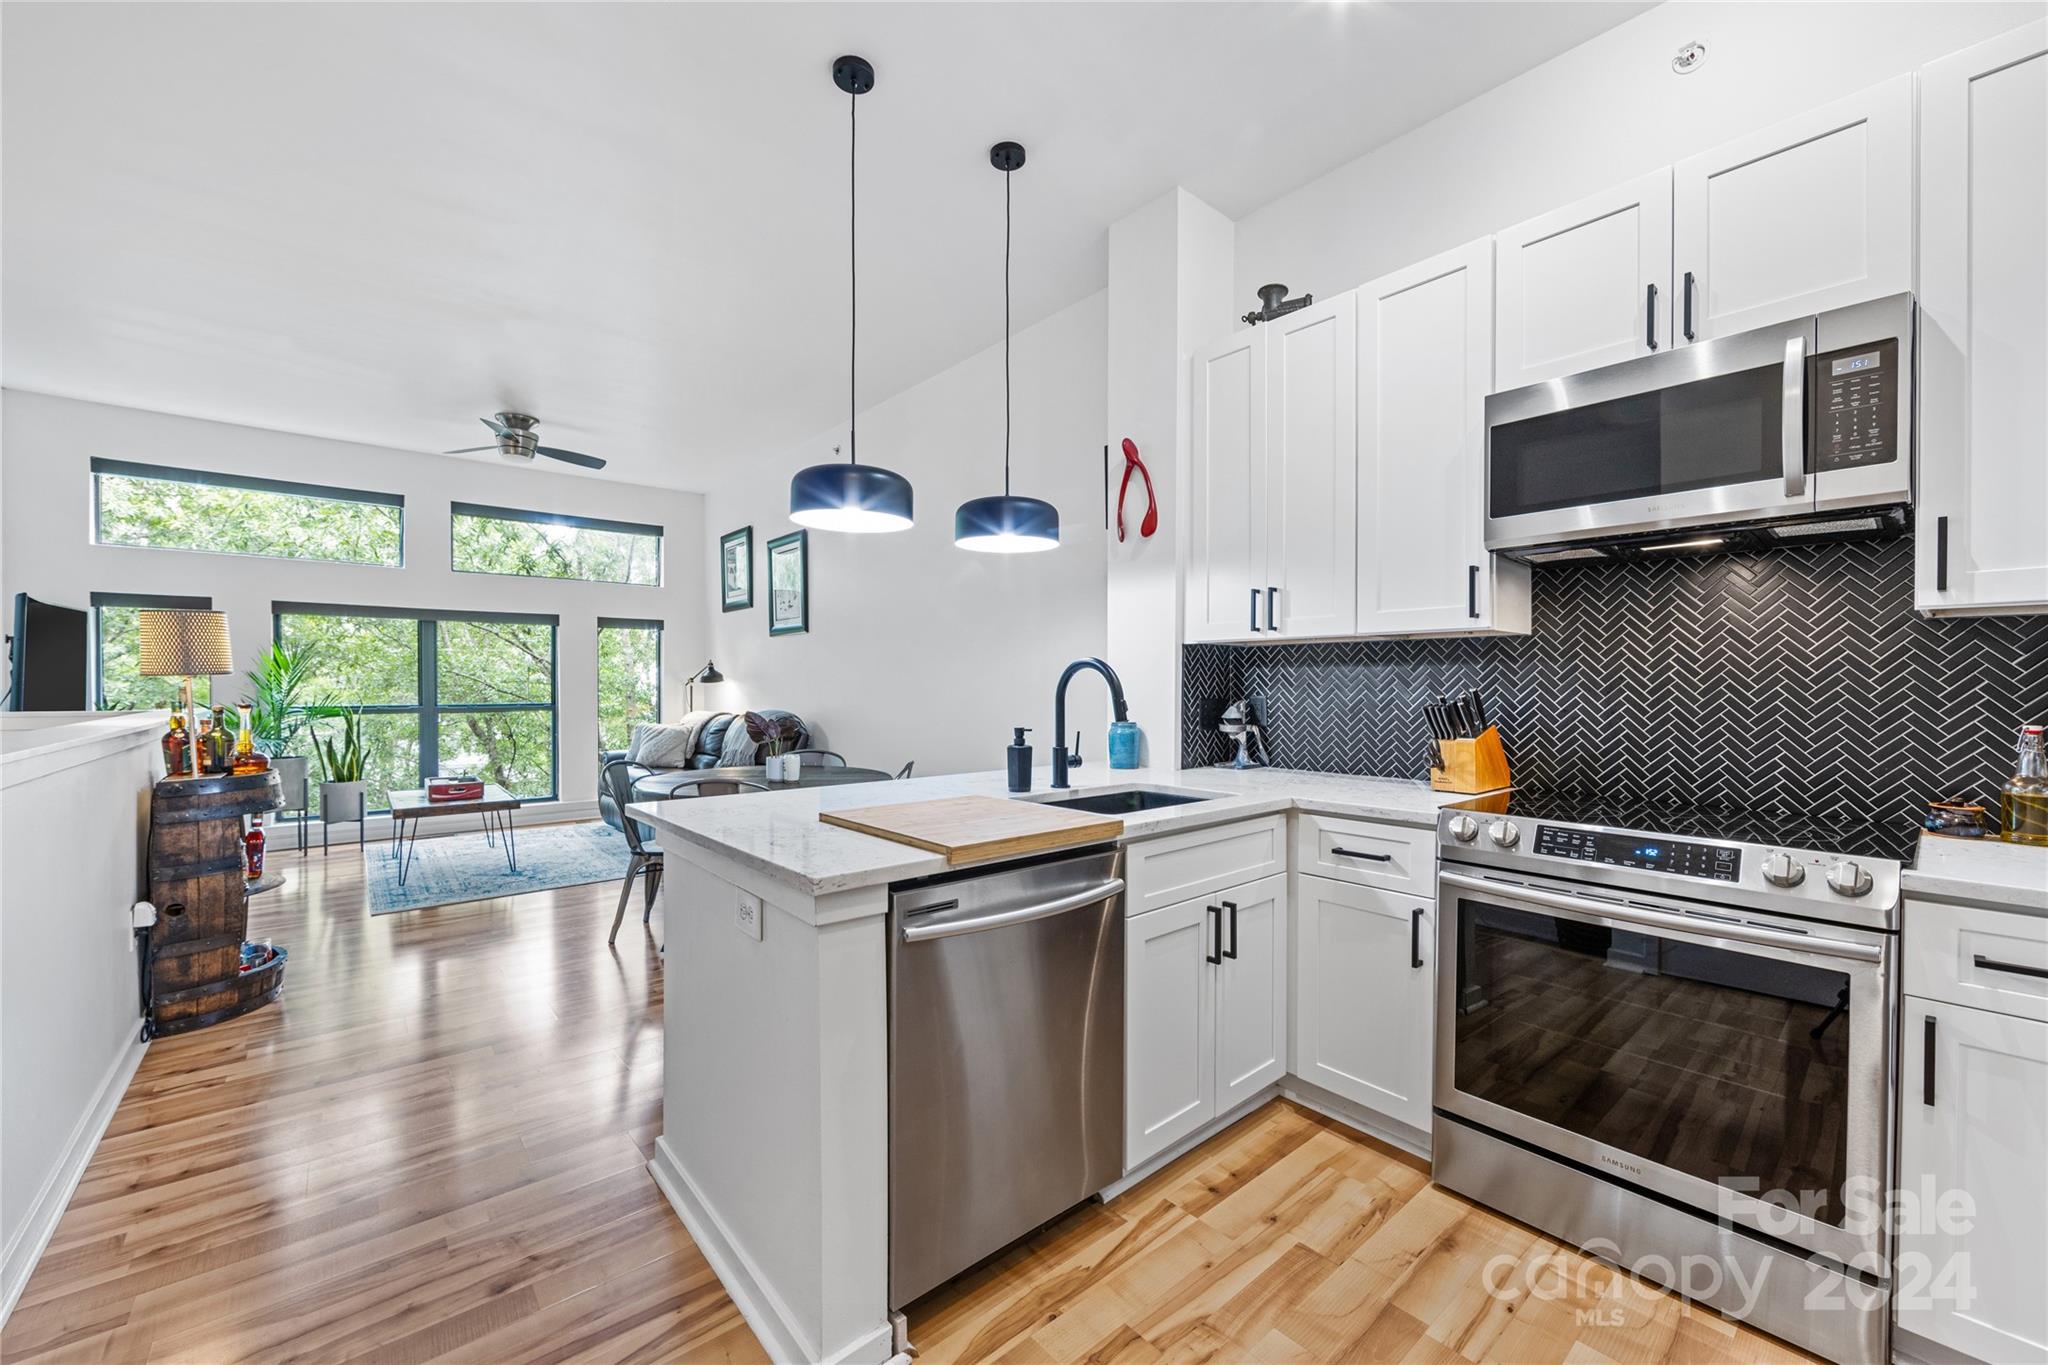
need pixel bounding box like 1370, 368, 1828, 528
1003, 162, 1012, 496
848, 89, 859, 466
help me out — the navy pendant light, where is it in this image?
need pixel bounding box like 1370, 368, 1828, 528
791, 55, 914, 534
955, 141, 1058, 553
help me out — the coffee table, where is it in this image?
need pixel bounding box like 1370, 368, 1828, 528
387, 784, 521, 887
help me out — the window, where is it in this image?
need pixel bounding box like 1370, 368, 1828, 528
93, 458, 403, 566
597, 619, 662, 751
92, 592, 212, 711
451, 503, 661, 586
276, 603, 557, 813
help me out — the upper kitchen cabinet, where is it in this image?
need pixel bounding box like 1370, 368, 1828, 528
1916, 20, 2048, 616
1494, 168, 1673, 390
1672, 74, 1914, 343
1264, 295, 1358, 638
1188, 328, 1268, 642
1358, 241, 1530, 636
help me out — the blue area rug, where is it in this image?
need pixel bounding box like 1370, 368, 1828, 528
366, 821, 631, 915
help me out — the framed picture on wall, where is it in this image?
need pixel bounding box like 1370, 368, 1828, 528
766, 530, 808, 637
719, 526, 753, 612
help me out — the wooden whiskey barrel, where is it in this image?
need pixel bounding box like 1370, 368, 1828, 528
147, 770, 284, 1036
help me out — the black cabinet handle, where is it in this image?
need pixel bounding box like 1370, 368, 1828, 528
1467, 564, 1480, 619
1223, 900, 1239, 960
1682, 271, 1696, 341
1936, 516, 1950, 592
1331, 846, 1392, 862
1923, 1015, 1937, 1107
1973, 954, 2048, 980
1410, 907, 1424, 969
1249, 588, 1261, 633
1645, 283, 1659, 351
1266, 586, 1278, 633
1206, 904, 1222, 965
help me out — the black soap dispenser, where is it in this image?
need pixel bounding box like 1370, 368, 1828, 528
1007, 727, 1033, 793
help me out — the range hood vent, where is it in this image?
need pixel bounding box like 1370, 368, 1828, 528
1504, 507, 1911, 564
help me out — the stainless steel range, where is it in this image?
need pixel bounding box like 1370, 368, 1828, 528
1432, 791, 1910, 1365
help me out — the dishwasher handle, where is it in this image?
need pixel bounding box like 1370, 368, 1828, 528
901, 878, 1126, 943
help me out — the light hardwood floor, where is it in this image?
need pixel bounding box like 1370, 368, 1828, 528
3, 827, 1816, 1364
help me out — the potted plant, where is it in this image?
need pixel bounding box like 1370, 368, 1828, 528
313, 707, 368, 829
744, 711, 800, 781
241, 642, 319, 814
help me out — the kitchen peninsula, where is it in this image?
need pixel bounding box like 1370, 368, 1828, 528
629, 765, 1463, 1364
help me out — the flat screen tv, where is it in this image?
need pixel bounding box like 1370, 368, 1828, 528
6, 593, 91, 711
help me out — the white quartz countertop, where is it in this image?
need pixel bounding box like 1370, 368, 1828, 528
629, 764, 1465, 897
1905, 831, 2048, 915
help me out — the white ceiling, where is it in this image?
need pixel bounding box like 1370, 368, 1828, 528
2, 2, 1647, 492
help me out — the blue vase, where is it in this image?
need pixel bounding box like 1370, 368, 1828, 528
1108, 721, 1141, 770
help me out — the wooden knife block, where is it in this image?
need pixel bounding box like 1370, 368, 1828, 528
1431, 726, 1511, 794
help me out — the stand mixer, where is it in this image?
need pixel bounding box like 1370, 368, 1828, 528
1216, 700, 1270, 770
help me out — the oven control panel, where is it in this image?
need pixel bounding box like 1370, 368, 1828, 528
1534, 826, 1741, 882
1811, 338, 1898, 471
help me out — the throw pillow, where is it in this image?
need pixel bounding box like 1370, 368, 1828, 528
635, 721, 700, 770
716, 720, 757, 768
625, 722, 657, 763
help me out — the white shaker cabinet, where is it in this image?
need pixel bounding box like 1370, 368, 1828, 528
1357, 239, 1529, 637
1895, 997, 2048, 1365
1294, 876, 1435, 1132
1125, 871, 1289, 1170
1493, 169, 1673, 390
1916, 20, 2048, 616
1264, 296, 1359, 639
1187, 328, 1267, 642
1672, 74, 1914, 344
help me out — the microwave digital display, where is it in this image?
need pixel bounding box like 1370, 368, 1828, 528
1811, 338, 1898, 472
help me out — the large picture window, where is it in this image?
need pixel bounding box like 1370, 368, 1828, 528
451, 503, 661, 586
92, 592, 212, 711
276, 603, 557, 813
597, 618, 662, 751
93, 459, 403, 566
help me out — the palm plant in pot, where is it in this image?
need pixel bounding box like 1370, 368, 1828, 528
313, 707, 369, 829
240, 642, 319, 814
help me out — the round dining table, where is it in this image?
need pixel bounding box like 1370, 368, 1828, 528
628, 764, 895, 801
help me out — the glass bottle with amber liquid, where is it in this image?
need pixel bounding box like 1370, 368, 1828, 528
233, 702, 269, 775
2001, 724, 2048, 846
161, 713, 190, 777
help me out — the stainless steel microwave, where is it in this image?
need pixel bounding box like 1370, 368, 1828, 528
1484, 293, 1914, 559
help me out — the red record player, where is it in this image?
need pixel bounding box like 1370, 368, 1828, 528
427, 776, 484, 802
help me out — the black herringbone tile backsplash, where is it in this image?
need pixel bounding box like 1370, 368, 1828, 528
1182, 537, 2048, 830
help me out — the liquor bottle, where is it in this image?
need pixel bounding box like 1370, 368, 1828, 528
232, 703, 269, 775
162, 713, 189, 777
245, 815, 266, 883
196, 712, 215, 772
208, 705, 231, 773
2000, 724, 2048, 847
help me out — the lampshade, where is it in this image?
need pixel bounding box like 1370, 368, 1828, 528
694, 661, 724, 684
955, 494, 1059, 553
137, 609, 232, 677
790, 462, 914, 532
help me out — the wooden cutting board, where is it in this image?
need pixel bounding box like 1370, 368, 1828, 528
819, 795, 1122, 864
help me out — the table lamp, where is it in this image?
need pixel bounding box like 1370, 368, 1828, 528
138, 608, 232, 777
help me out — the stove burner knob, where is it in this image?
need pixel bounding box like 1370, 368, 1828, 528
1827, 859, 1873, 898
1761, 851, 1806, 888
1447, 815, 1481, 843
1487, 820, 1521, 849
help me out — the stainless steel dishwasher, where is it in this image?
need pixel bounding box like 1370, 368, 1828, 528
888, 845, 1125, 1309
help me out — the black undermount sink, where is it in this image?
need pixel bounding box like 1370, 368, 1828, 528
1036, 789, 1218, 815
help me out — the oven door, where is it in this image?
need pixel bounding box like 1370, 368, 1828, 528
1435, 869, 1894, 1271
1484, 315, 1814, 553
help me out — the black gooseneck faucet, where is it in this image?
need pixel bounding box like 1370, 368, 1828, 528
1052, 657, 1129, 789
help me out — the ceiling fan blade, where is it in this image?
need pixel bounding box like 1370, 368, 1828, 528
443, 445, 498, 455
536, 446, 606, 470
480, 415, 515, 437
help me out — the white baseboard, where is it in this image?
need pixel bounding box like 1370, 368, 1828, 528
1098, 1084, 1284, 1200
1, 1029, 148, 1329
1277, 1079, 1432, 1162
648, 1139, 892, 1365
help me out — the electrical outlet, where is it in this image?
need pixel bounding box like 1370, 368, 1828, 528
735, 890, 762, 940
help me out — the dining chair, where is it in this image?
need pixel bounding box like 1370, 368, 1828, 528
687, 778, 772, 796
603, 759, 663, 945
895, 761, 915, 779
786, 749, 847, 769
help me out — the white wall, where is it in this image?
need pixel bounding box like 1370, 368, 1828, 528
0, 390, 707, 816
1232, 1, 2046, 310
699, 292, 1109, 778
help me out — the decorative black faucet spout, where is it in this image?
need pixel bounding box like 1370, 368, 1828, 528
1052, 658, 1129, 789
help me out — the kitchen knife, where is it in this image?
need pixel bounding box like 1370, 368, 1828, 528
1470, 691, 1489, 733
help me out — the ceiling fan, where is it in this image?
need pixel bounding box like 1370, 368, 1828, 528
445, 412, 606, 470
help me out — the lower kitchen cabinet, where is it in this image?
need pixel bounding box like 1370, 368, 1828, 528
1125, 873, 1288, 1169
1895, 995, 2048, 1365
1294, 875, 1434, 1131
